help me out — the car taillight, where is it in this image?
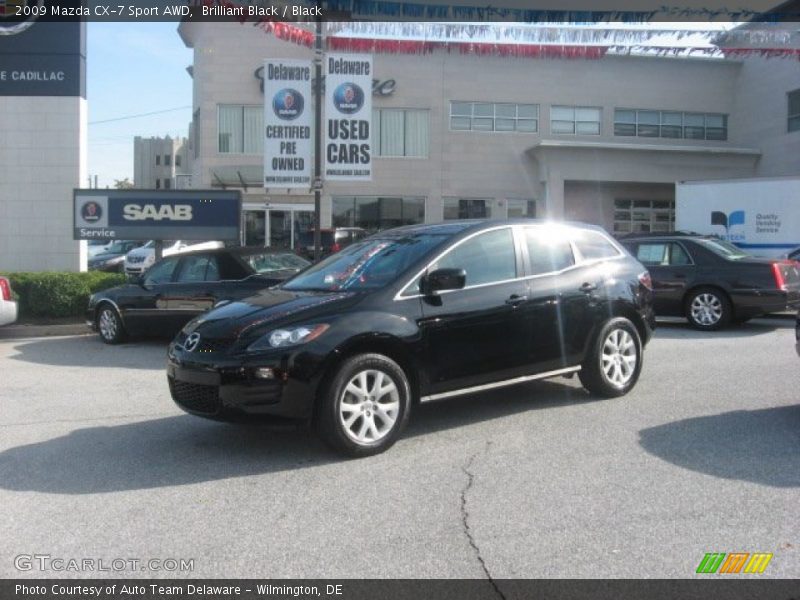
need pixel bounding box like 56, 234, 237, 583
0, 277, 10, 301
331, 243, 341, 253
772, 262, 787, 291
638, 271, 653, 291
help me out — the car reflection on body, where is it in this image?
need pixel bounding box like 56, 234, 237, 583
87, 247, 310, 344
167, 219, 656, 456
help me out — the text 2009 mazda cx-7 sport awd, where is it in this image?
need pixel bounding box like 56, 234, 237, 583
167, 220, 655, 456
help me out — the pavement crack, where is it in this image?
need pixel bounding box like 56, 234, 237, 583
460, 443, 506, 600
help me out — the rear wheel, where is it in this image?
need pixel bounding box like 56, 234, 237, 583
316, 353, 411, 457
96, 304, 126, 344
685, 287, 731, 331
579, 317, 643, 398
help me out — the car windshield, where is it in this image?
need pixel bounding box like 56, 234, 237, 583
104, 241, 131, 254
245, 252, 310, 274
695, 238, 750, 260
282, 233, 450, 292
143, 240, 176, 249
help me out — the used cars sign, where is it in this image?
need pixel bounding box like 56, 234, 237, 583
73, 190, 241, 241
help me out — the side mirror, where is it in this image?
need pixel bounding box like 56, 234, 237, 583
420, 268, 466, 296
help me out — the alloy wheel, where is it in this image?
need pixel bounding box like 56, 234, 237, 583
339, 369, 400, 445
98, 308, 118, 341
601, 328, 637, 388
690, 293, 723, 326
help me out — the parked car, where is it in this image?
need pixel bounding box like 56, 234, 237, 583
796, 309, 800, 358
781, 246, 800, 264
619, 232, 800, 330
87, 239, 112, 258
296, 227, 368, 260
88, 240, 146, 272
124, 240, 225, 275
167, 220, 655, 456
0, 276, 17, 327
87, 247, 310, 344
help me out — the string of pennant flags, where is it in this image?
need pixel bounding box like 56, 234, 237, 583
202, 0, 800, 59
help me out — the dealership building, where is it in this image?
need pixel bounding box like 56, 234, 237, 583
177, 20, 799, 249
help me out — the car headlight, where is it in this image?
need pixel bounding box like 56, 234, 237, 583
248, 324, 329, 351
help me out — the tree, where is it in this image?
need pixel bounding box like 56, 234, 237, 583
114, 178, 134, 189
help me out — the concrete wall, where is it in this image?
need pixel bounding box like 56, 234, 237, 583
0, 96, 86, 271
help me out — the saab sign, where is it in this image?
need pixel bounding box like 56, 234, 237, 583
73, 190, 241, 241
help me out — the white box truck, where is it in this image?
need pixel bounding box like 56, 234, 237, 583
675, 177, 800, 257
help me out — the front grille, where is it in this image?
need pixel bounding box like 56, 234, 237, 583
128, 255, 146, 264
196, 338, 233, 353
169, 378, 220, 415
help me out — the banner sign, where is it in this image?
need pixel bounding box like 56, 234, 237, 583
324, 53, 372, 181
73, 190, 241, 241
263, 59, 312, 189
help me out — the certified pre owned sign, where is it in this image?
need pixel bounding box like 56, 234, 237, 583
73, 190, 241, 241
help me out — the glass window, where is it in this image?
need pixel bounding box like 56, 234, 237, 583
176, 256, 219, 282
614, 109, 726, 140
331, 197, 425, 234
670, 243, 692, 266
449, 102, 538, 133
507, 199, 536, 219
573, 230, 620, 261
144, 257, 179, 285
164, 179, 171, 189
284, 234, 451, 292
245, 252, 310, 275
164, 154, 171, 166
636, 243, 669, 266
218, 105, 262, 154
432, 228, 517, 287
789, 89, 800, 132
525, 228, 575, 274
443, 198, 492, 220
614, 198, 675, 235
551, 105, 600, 135
155, 155, 160, 166
175, 155, 182, 167
373, 109, 429, 157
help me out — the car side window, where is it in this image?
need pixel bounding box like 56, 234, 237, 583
669, 243, 692, 266
431, 228, 517, 287
143, 257, 179, 285
525, 228, 575, 275
636, 243, 669, 266
176, 256, 220, 283
573, 230, 621, 261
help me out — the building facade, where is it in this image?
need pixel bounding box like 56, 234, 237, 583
133, 135, 192, 190
178, 21, 799, 250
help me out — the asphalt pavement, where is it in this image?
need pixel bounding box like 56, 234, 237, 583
0, 318, 797, 579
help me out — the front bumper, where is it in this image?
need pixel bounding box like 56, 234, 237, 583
166, 346, 322, 420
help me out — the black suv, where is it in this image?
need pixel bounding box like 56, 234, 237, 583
168, 220, 655, 456
619, 232, 800, 330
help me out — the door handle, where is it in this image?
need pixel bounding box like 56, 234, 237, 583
579, 282, 598, 293
505, 294, 528, 306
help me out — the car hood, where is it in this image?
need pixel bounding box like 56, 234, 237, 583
183, 288, 362, 341
90, 252, 125, 262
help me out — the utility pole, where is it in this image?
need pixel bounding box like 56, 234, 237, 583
312, 16, 324, 262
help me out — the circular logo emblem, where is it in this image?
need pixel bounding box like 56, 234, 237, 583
272, 88, 304, 121
0, 0, 44, 37
183, 333, 200, 352
333, 82, 364, 114
81, 201, 103, 223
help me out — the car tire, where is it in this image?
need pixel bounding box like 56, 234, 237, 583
316, 353, 411, 457
685, 287, 731, 331
579, 317, 643, 398
96, 304, 127, 344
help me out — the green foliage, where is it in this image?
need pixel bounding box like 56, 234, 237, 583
0, 271, 126, 319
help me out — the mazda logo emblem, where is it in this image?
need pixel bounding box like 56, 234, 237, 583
184, 333, 200, 352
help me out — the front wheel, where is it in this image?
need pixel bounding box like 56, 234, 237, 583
686, 287, 731, 331
579, 317, 643, 398
316, 353, 411, 457
96, 304, 127, 344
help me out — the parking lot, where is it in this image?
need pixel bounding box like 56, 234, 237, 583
0, 318, 797, 579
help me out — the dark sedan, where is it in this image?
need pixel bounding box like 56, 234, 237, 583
88, 240, 145, 272
167, 220, 655, 456
620, 233, 800, 330
87, 247, 310, 344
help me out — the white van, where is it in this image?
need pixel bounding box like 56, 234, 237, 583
124, 240, 225, 275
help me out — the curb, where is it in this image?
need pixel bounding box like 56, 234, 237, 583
0, 323, 90, 339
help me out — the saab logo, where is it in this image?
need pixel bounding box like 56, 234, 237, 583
332, 82, 364, 114
696, 552, 773, 574
0, 0, 42, 37
272, 88, 304, 121
183, 333, 200, 352
123, 204, 193, 221
81, 201, 103, 223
